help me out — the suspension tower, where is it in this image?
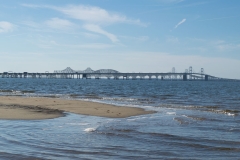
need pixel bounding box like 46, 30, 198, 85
189, 66, 192, 80
201, 68, 204, 80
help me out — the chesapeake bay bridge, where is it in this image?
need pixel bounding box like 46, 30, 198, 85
0, 67, 238, 81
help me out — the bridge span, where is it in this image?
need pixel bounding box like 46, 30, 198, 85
0, 67, 238, 81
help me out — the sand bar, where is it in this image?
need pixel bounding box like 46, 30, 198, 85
0, 96, 155, 120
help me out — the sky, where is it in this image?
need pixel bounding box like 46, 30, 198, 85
0, 0, 240, 79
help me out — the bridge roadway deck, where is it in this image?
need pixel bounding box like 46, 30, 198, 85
0, 72, 238, 81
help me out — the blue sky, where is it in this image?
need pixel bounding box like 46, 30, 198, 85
0, 0, 240, 78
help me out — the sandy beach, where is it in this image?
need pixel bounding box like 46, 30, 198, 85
0, 96, 155, 120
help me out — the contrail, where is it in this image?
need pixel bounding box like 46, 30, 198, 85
175, 18, 186, 28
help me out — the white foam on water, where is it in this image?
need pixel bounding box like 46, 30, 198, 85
67, 123, 89, 126
167, 112, 176, 115
75, 97, 159, 111
227, 113, 235, 116
84, 128, 96, 132
14, 90, 21, 93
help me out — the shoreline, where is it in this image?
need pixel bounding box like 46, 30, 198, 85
0, 96, 155, 120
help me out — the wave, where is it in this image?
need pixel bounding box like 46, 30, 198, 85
182, 115, 207, 121
155, 104, 239, 116
206, 108, 238, 116
0, 89, 35, 94
173, 117, 190, 125
84, 128, 96, 132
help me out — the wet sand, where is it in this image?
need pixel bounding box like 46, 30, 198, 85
0, 96, 155, 120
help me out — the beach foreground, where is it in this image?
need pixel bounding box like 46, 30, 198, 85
0, 96, 154, 120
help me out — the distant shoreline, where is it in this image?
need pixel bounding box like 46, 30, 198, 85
0, 96, 155, 120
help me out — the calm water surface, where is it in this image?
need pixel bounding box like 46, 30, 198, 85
0, 79, 239, 159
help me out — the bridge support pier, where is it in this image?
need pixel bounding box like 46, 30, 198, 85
24, 72, 28, 78
183, 74, 187, 81
82, 74, 87, 79
205, 75, 208, 81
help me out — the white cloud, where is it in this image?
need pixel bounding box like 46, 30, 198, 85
53, 5, 146, 42
175, 18, 186, 28
216, 43, 240, 51
186, 38, 240, 53
0, 21, 14, 33
54, 5, 145, 26
23, 4, 146, 26
45, 18, 74, 29
83, 24, 119, 42
22, 4, 146, 42
209, 40, 240, 52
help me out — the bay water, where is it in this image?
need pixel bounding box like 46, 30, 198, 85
0, 78, 239, 159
